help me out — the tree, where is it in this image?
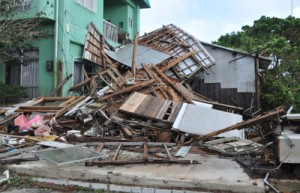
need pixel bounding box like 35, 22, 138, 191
0, 0, 47, 64
214, 16, 300, 112
0, 0, 48, 101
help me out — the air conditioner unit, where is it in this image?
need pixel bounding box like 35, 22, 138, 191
277, 134, 300, 163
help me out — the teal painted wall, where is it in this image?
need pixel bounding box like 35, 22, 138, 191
56, 0, 104, 96
104, 0, 141, 39
1, 0, 148, 97
104, 1, 127, 31
30, 31, 55, 97
12, 0, 55, 20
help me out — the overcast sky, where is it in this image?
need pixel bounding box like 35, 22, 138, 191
140, 0, 300, 42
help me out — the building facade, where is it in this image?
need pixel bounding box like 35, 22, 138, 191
0, 0, 150, 97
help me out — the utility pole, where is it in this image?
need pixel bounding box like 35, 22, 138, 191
291, 0, 294, 16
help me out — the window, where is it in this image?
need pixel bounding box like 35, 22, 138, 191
10, 0, 31, 11
76, 0, 97, 12
129, 17, 133, 28
73, 61, 84, 86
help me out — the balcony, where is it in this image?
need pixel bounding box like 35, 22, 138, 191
103, 19, 118, 43
103, 20, 130, 44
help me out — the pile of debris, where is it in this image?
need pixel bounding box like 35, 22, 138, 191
0, 24, 298, 187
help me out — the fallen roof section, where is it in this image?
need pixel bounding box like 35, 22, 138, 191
139, 24, 215, 78
105, 44, 171, 69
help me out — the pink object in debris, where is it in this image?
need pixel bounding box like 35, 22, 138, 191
34, 125, 52, 136
14, 114, 45, 132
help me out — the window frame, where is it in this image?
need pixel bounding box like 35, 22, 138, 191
75, 0, 97, 13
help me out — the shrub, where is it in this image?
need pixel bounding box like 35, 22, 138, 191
0, 82, 28, 98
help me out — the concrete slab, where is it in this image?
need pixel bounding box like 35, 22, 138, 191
8, 153, 265, 193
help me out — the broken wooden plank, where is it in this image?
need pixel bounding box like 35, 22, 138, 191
0, 153, 38, 164
98, 79, 156, 101
160, 51, 196, 72
58, 96, 77, 107
153, 65, 194, 103
18, 106, 63, 110
0, 145, 41, 159
120, 127, 133, 139
86, 159, 199, 166
50, 74, 73, 96
85, 142, 177, 147
144, 142, 148, 161
164, 143, 173, 160
69, 75, 98, 91
55, 96, 86, 118
111, 116, 172, 131
119, 92, 182, 123
39, 97, 73, 101
113, 143, 122, 161
197, 107, 285, 140
132, 32, 139, 78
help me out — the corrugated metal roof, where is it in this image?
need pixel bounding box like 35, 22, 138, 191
105, 44, 171, 69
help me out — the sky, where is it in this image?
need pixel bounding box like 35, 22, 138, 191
140, 0, 300, 42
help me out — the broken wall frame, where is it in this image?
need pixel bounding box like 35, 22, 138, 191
139, 24, 215, 79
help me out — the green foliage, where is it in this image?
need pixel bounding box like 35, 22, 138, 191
0, 82, 28, 98
0, 0, 48, 64
214, 16, 300, 112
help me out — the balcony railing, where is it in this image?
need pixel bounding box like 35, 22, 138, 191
103, 19, 118, 43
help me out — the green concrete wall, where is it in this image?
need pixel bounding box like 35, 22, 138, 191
104, 0, 140, 39
56, 0, 104, 96
12, 0, 55, 20
1, 0, 148, 97
30, 30, 55, 97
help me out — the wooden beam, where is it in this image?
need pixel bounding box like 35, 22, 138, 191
98, 79, 156, 100
111, 116, 171, 132
152, 65, 193, 103
132, 32, 139, 78
164, 143, 173, 160
198, 107, 285, 140
120, 127, 133, 139
143, 142, 148, 161
113, 144, 122, 161
86, 159, 199, 166
160, 51, 196, 72
55, 96, 85, 118
69, 75, 98, 91
15, 109, 58, 113
58, 96, 76, 107
50, 74, 73, 96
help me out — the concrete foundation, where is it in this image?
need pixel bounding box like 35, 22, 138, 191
8, 153, 265, 193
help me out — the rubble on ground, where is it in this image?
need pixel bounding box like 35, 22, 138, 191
0, 23, 299, 192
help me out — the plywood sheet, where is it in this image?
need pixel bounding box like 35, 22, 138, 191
172, 103, 244, 138
119, 92, 182, 123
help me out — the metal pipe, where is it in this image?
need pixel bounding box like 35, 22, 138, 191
53, 0, 59, 93
264, 172, 280, 193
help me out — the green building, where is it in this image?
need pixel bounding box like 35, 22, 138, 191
0, 0, 150, 97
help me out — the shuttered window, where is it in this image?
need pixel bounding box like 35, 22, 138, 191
10, 0, 31, 11
75, 0, 97, 12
